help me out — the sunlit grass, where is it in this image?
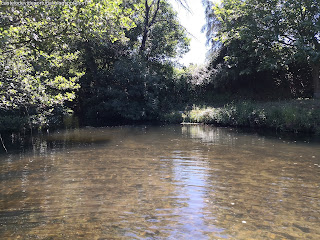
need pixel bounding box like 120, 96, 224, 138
179, 99, 320, 134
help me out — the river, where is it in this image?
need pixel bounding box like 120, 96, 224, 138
0, 125, 319, 239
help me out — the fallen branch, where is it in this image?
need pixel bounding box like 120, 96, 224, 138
0, 134, 8, 153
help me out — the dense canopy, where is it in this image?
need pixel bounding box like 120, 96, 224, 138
0, 0, 319, 132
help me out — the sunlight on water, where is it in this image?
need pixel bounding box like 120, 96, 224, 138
0, 125, 319, 239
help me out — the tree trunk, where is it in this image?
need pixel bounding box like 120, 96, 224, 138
140, 26, 149, 53
311, 62, 320, 99
139, 0, 150, 54
139, 0, 161, 56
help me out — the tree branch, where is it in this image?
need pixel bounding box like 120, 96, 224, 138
149, 0, 161, 27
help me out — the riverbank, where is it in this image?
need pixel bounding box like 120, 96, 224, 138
164, 99, 320, 135
2, 99, 320, 135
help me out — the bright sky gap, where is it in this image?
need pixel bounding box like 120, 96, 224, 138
169, 0, 209, 66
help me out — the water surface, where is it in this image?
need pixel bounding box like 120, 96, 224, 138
0, 125, 319, 239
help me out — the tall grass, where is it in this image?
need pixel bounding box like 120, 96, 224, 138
181, 100, 320, 134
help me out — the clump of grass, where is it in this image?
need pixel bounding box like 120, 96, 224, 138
182, 99, 320, 134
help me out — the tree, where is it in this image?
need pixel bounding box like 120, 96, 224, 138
0, 0, 135, 128
75, 0, 190, 124
0, 0, 191, 129
211, 0, 320, 98
124, 0, 189, 60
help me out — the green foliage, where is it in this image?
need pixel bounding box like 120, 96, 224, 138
0, 0, 137, 130
82, 58, 161, 122
203, 0, 319, 98
213, 0, 320, 62
78, 56, 187, 124
74, 0, 190, 125
183, 100, 320, 134
125, 0, 189, 61
0, 0, 191, 130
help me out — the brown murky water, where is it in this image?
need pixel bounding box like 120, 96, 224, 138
0, 125, 319, 239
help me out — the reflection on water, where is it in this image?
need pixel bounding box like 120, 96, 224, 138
0, 125, 319, 239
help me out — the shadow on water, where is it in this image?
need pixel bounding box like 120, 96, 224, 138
1, 125, 320, 155
235, 126, 320, 145
0, 127, 113, 156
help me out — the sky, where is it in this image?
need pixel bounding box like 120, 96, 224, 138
169, 0, 209, 66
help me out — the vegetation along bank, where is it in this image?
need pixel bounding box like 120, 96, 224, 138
1, 0, 319, 135
169, 100, 320, 135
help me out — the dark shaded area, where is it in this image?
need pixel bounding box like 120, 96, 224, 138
200, 44, 314, 104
